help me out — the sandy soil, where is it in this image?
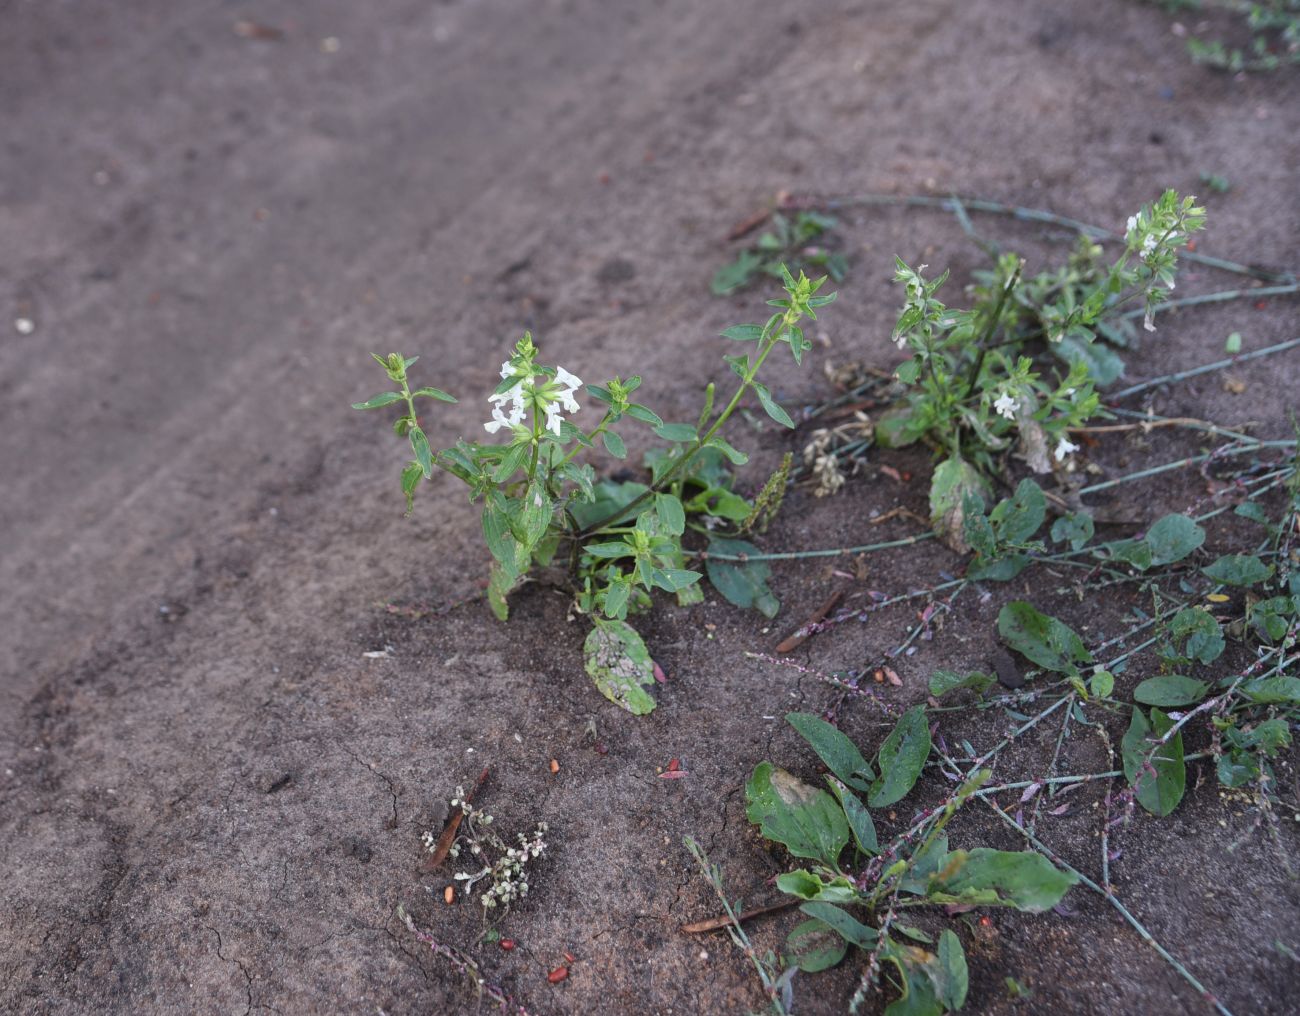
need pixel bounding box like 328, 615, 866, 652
2, 1, 1297, 1013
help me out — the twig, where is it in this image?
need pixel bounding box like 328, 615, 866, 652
680, 899, 799, 935
422, 767, 490, 872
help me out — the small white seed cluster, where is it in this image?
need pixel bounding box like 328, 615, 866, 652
422, 786, 548, 911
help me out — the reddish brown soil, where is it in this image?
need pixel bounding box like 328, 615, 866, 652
2, 2, 1297, 1014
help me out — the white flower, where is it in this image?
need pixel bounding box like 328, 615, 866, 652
1054, 436, 1079, 462
483, 406, 514, 434
1126, 214, 1139, 236
993, 391, 1017, 420
557, 387, 580, 413
500, 360, 515, 379
554, 365, 582, 390
544, 402, 563, 435
1140, 233, 1157, 258
484, 382, 526, 433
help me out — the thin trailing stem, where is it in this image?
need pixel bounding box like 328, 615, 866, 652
1109, 337, 1300, 400
983, 804, 1234, 1016
792, 191, 1296, 284
683, 836, 791, 1016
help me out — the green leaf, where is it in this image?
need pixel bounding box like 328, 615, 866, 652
1143, 514, 1205, 566
776, 869, 860, 903
1051, 512, 1094, 551
625, 403, 663, 427
720, 323, 765, 342
351, 391, 403, 410
989, 479, 1046, 545
929, 457, 989, 553
928, 670, 994, 698
1122, 708, 1185, 816
586, 540, 633, 559
411, 386, 457, 403
492, 441, 530, 482
602, 430, 627, 459
1168, 607, 1224, 664
654, 493, 686, 537
711, 251, 762, 295
400, 462, 422, 515
707, 436, 749, 465
936, 930, 969, 1011
785, 920, 847, 972
1133, 675, 1209, 707
486, 562, 518, 621
826, 778, 878, 855
868, 706, 931, 809
745, 762, 849, 868
655, 422, 698, 443
1089, 669, 1115, 698
705, 537, 780, 619
930, 849, 1078, 913
568, 480, 649, 530
1234, 501, 1270, 526
998, 601, 1093, 675
786, 712, 874, 791
1251, 596, 1298, 642
799, 902, 878, 949
409, 427, 434, 478
1109, 538, 1153, 571
583, 619, 657, 715
753, 382, 795, 428
880, 941, 943, 1016
1054, 334, 1125, 387
482, 504, 525, 581
515, 485, 553, 550
1241, 676, 1300, 705
1203, 554, 1274, 587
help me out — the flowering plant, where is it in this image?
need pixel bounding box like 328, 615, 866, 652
355, 268, 835, 712
876, 190, 1205, 550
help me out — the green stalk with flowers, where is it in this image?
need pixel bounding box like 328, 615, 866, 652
354, 268, 834, 713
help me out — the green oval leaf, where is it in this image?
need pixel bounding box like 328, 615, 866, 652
351, 391, 403, 410
1133, 674, 1208, 707
1203, 554, 1274, 587
583, 619, 656, 715
868, 706, 931, 809
786, 712, 874, 790
997, 601, 1093, 675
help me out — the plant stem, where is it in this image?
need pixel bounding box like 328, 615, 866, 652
800, 192, 1296, 284
1109, 336, 1300, 400
578, 312, 797, 537
983, 803, 1234, 1016
962, 261, 1021, 401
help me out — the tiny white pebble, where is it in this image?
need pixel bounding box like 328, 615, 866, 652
698, 949, 709, 961
14, 318, 34, 335
321, 36, 340, 53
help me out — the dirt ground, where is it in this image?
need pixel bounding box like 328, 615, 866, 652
2, 1, 1298, 1013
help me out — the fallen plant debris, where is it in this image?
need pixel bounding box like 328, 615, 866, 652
422, 766, 489, 872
